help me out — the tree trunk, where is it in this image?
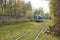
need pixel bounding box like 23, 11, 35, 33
49, 0, 60, 36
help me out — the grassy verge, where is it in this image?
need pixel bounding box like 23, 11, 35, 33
0, 20, 60, 40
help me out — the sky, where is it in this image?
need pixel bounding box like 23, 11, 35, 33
24, 0, 50, 13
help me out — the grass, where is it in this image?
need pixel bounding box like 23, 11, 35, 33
0, 20, 60, 40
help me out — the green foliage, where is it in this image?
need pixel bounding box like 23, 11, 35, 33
38, 8, 44, 16
26, 10, 34, 19
0, 0, 34, 26
34, 8, 44, 16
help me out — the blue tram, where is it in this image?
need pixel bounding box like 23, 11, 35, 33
35, 15, 43, 22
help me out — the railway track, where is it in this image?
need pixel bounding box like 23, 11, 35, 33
16, 27, 47, 40
16, 31, 32, 40
16, 28, 36, 40
34, 28, 45, 40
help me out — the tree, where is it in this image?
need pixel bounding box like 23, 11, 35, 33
25, 1, 34, 19
16, 0, 24, 17
38, 8, 44, 16
48, 0, 60, 36
0, 0, 3, 14
34, 9, 39, 16
0, 0, 33, 26
43, 12, 50, 19
34, 8, 44, 17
